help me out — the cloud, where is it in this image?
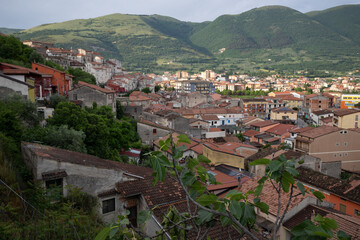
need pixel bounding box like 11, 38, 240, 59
1, 0, 359, 29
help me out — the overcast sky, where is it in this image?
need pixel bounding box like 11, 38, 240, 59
1, 0, 359, 29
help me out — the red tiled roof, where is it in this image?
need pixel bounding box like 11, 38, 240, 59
78, 81, 115, 93
296, 167, 360, 204
201, 115, 219, 121
209, 128, 221, 132
298, 126, 339, 138
22, 142, 153, 178
266, 124, 298, 136
240, 177, 308, 216
243, 130, 260, 137
250, 120, 279, 128
290, 126, 314, 134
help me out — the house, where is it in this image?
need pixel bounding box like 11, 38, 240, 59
202, 141, 258, 169
296, 166, 360, 218
137, 120, 172, 146
310, 109, 334, 126
249, 120, 280, 132
0, 62, 52, 100
0, 72, 34, 101
270, 107, 297, 123
279, 95, 303, 110
184, 91, 209, 108
303, 93, 332, 117
265, 124, 298, 144
68, 81, 116, 112
332, 109, 360, 129
32, 63, 73, 96
243, 130, 260, 142
175, 80, 215, 94
285, 126, 314, 149
294, 126, 360, 174
21, 142, 238, 238
240, 98, 268, 118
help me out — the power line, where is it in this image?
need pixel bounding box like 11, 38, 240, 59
0, 178, 45, 216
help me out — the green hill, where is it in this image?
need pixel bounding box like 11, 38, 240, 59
14, 5, 360, 73
0, 27, 24, 35
307, 4, 360, 44
190, 5, 355, 55
16, 14, 211, 70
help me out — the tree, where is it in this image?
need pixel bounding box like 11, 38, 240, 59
66, 67, 96, 85
141, 87, 151, 94
154, 85, 161, 92
96, 134, 349, 240
236, 132, 245, 142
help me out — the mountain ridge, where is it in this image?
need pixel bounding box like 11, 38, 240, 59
13, 4, 360, 72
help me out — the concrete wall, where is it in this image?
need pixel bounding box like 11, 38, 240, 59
0, 75, 29, 98
137, 122, 171, 146
337, 113, 360, 129
123, 105, 143, 120
205, 131, 226, 138
202, 145, 245, 169
21, 144, 137, 222
309, 130, 360, 172
69, 86, 116, 112
270, 111, 297, 122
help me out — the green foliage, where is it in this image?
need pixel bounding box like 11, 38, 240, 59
141, 87, 151, 94
236, 132, 245, 142
47, 102, 138, 161
291, 214, 350, 240
25, 125, 87, 153
154, 85, 161, 92
66, 67, 97, 85
47, 94, 68, 108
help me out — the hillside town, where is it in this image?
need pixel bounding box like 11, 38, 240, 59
1, 38, 360, 239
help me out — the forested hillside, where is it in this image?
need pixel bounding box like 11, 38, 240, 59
12, 4, 360, 73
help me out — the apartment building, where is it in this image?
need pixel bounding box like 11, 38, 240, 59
294, 126, 360, 173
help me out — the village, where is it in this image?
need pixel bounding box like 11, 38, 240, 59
1, 40, 360, 239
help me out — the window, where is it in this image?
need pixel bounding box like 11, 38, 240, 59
344, 142, 348, 146
46, 178, 63, 198
336, 142, 340, 146
345, 153, 348, 156
339, 204, 346, 214
339, 153, 342, 157
102, 198, 115, 214
228, 120, 230, 123
355, 209, 360, 217
153, 129, 157, 135
334, 154, 337, 157
356, 115, 359, 121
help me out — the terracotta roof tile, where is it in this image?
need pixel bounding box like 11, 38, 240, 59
297, 126, 339, 138
78, 81, 115, 93
296, 167, 360, 204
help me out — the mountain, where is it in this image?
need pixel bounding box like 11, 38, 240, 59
190, 6, 355, 56
0, 27, 24, 35
15, 5, 360, 73
307, 5, 360, 44
15, 14, 211, 70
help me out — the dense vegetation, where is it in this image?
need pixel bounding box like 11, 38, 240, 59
0, 96, 105, 240
13, 4, 360, 73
